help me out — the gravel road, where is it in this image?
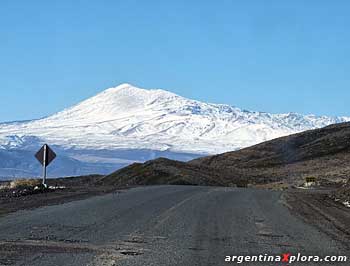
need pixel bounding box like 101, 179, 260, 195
0, 186, 348, 266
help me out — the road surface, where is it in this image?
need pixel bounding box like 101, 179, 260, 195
0, 186, 348, 265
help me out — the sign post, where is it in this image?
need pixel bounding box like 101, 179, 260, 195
35, 144, 56, 187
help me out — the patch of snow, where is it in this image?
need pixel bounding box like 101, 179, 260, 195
48, 185, 66, 190
343, 201, 350, 208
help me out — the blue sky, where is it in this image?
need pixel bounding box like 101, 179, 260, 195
0, 0, 349, 122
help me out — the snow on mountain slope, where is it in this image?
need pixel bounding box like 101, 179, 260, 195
1, 83, 349, 154
0, 83, 349, 178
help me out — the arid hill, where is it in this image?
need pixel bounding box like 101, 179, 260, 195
100, 122, 350, 187
97, 158, 228, 187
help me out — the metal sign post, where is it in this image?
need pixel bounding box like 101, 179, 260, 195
35, 144, 56, 187
42, 144, 47, 186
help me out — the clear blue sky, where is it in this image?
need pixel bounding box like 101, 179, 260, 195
0, 0, 349, 122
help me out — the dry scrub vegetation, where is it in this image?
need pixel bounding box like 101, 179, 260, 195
9, 179, 41, 189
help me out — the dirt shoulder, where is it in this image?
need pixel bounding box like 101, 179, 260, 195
0, 176, 119, 217
0, 187, 118, 217
284, 189, 350, 249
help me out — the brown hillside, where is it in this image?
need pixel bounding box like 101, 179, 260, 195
101, 123, 350, 187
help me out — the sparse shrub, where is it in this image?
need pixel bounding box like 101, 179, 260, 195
304, 176, 317, 183
0, 183, 10, 190
10, 179, 41, 189
235, 180, 249, 188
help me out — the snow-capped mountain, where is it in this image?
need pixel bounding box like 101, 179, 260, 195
0, 83, 349, 178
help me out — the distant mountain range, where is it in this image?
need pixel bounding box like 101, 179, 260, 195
0, 83, 349, 178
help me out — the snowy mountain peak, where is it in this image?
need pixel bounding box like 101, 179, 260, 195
1, 83, 350, 177
103, 83, 147, 95
90, 83, 181, 110
0, 83, 349, 156
109, 82, 134, 90
103, 83, 179, 98
42, 84, 181, 124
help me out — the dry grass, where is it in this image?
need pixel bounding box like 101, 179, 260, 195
10, 179, 41, 189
